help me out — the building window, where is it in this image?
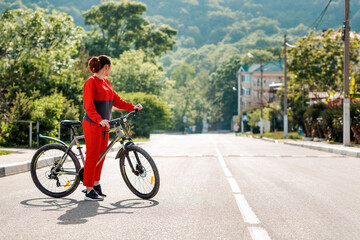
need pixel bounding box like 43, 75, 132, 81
242, 75, 251, 82
241, 88, 251, 96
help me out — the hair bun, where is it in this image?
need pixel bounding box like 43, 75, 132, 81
88, 55, 111, 74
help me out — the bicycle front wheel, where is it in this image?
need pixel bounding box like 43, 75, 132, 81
119, 145, 160, 199
30, 143, 81, 198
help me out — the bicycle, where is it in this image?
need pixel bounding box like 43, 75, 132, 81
30, 110, 160, 199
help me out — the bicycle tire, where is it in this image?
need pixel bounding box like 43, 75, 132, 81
119, 145, 160, 199
30, 143, 81, 198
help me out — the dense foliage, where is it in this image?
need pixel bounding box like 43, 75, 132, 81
83, 1, 177, 58
109, 50, 166, 95
0, 8, 84, 115
3, 1, 358, 47
113, 92, 170, 138
0, 91, 79, 146
287, 29, 360, 95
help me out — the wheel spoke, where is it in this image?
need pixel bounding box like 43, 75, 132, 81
31, 144, 80, 197
120, 146, 159, 199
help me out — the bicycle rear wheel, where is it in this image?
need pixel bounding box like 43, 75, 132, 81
30, 143, 81, 198
119, 145, 160, 199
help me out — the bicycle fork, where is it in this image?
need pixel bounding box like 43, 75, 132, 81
123, 142, 144, 176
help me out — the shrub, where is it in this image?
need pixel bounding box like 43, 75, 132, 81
319, 106, 343, 142
32, 93, 80, 142
112, 92, 170, 138
303, 103, 326, 137
0, 91, 80, 147
351, 101, 360, 143
0, 91, 33, 146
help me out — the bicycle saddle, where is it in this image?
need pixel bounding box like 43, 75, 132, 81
61, 120, 81, 128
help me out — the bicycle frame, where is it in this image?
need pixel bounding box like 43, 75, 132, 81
53, 110, 139, 176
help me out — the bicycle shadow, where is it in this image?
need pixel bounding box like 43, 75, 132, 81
58, 198, 159, 225
21, 198, 159, 225
21, 198, 78, 211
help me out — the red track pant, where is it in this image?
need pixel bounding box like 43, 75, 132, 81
82, 120, 109, 187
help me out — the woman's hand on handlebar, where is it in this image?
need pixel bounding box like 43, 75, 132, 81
134, 104, 143, 110
99, 119, 110, 129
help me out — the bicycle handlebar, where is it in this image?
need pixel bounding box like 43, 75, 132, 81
98, 109, 139, 128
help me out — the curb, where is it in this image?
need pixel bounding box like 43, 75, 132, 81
242, 135, 360, 159
0, 161, 31, 178
0, 145, 123, 178
262, 137, 279, 144
243, 135, 279, 143
283, 141, 360, 158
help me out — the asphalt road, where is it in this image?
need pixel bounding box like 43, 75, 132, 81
1, 133, 360, 240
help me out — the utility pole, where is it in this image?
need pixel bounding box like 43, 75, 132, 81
260, 64, 264, 136
343, 0, 350, 146
237, 73, 244, 133
284, 35, 288, 138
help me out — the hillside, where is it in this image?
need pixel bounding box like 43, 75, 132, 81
1, 0, 359, 49
1, 0, 359, 78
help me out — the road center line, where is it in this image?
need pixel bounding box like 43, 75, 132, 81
215, 148, 226, 168
210, 136, 271, 240
248, 227, 272, 240
223, 167, 232, 177
227, 177, 241, 193
234, 194, 260, 224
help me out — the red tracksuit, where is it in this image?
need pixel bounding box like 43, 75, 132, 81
83, 75, 134, 187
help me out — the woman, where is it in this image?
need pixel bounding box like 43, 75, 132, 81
83, 55, 142, 201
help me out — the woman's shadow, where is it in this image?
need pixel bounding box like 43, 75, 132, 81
57, 200, 102, 225
21, 198, 159, 225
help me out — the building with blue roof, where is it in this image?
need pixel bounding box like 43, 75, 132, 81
235, 60, 284, 131
236, 60, 284, 113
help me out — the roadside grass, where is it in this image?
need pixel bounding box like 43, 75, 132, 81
132, 137, 149, 142
242, 131, 303, 140
0, 149, 12, 156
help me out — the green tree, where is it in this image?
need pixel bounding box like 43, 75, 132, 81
286, 29, 360, 133
246, 107, 271, 132
287, 29, 360, 95
0, 8, 84, 116
83, 0, 177, 58
162, 62, 197, 131
109, 50, 166, 95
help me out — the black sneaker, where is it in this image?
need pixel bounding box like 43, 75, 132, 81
84, 189, 104, 201
94, 184, 107, 197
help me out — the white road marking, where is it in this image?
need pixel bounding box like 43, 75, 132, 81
152, 154, 340, 158
227, 177, 241, 193
223, 167, 232, 177
248, 227, 272, 240
215, 148, 227, 168
234, 194, 260, 224
210, 136, 271, 240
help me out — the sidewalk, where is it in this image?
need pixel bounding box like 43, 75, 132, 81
261, 136, 360, 158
